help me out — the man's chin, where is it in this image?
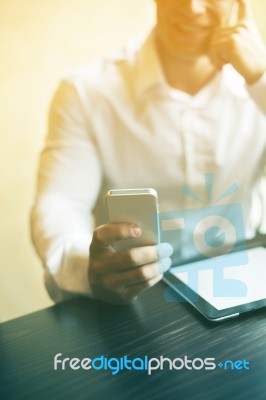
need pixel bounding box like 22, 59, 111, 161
172, 46, 209, 62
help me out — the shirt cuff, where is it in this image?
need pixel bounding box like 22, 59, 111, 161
246, 70, 266, 114
45, 234, 93, 296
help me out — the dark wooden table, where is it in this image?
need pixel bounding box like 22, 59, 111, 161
1, 281, 266, 400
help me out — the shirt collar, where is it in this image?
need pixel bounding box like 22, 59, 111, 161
134, 29, 247, 103
134, 30, 222, 105
222, 64, 247, 98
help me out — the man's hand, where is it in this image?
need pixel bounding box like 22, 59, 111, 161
88, 223, 173, 304
209, 0, 266, 84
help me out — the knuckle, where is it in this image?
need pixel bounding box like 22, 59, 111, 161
93, 226, 104, 243
141, 280, 153, 290
143, 276, 161, 289
136, 266, 150, 281
231, 33, 241, 48
124, 249, 139, 266
119, 224, 132, 239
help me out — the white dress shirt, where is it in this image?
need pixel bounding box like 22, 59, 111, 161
31, 31, 266, 301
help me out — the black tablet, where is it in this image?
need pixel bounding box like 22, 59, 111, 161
163, 246, 266, 322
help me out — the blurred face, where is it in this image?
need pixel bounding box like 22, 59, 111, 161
155, 0, 236, 59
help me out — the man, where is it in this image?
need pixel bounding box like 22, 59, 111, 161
31, 0, 266, 304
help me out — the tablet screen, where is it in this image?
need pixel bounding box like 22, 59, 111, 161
170, 247, 266, 311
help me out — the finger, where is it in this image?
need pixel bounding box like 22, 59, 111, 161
237, 0, 252, 22
211, 22, 251, 45
91, 246, 157, 275
94, 242, 173, 274
212, 26, 245, 37
210, 31, 234, 46
91, 223, 141, 248
102, 257, 172, 289
121, 275, 162, 301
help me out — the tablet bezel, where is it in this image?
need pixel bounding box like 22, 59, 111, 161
163, 238, 266, 322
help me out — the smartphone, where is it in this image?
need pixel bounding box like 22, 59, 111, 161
106, 188, 160, 252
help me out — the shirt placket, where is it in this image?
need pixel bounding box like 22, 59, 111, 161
180, 107, 215, 210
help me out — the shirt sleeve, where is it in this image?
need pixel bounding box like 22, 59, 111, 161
31, 78, 102, 298
246, 71, 266, 115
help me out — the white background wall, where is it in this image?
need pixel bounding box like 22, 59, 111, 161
0, 0, 155, 322
0, 0, 265, 322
